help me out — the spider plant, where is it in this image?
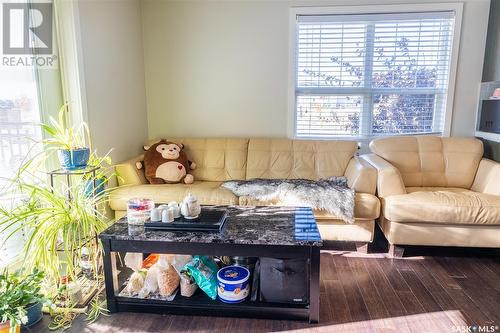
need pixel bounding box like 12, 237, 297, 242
0, 169, 110, 285
0, 106, 117, 328
82, 152, 114, 197
85, 294, 109, 324
40, 104, 90, 151
0, 137, 116, 281
40, 105, 92, 170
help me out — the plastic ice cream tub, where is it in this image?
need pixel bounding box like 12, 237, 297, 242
217, 265, 250, 303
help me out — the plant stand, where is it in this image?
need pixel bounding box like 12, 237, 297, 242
46, 166, 103, 308
47, 166, 101, 201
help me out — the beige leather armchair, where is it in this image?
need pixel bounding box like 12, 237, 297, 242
363, 136, 500, 256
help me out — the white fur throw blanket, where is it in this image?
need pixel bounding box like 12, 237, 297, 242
221, 177, 355, 224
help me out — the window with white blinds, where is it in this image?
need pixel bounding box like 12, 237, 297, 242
294, 11, 456, 138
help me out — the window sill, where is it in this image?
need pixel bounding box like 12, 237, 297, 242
293, 132, 443, 141
475, 131, 500, 143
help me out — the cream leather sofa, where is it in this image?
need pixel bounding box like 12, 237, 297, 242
110, 138, 380, 244
363, 136, 500, 255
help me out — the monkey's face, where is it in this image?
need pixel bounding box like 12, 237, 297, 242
156, 143, 181, 159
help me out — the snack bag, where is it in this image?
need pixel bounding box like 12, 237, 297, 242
142, 253, 159, 269
156, 255, 180, 297
180, 271, 197, 297
184, 256, 218, 300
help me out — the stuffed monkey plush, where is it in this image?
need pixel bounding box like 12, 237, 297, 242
136, 139, 196, 184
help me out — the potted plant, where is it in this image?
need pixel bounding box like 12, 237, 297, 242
41, 105, 91, 170
0, 158, 113, 329
0, 270, 45, 333
82, 153, 114, 198
0, 110, 115, 329
0, 173, 110, 285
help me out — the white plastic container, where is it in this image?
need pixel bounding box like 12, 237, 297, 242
127, 198, 154, 225
217, 266, 250, 303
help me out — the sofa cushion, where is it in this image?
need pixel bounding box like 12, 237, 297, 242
379, 220, 500, 248
405, 187, 473, 194
246, 139, 357, 180
370, 136, 483, 188
148, 138, 249, 181
317, 220, 374, 242
384, 190, 500, 225
109, 181, 238, 211
471, 158, 500, 195
238, 192, 380, 220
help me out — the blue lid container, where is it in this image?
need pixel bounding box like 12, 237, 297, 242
217, 266, 250, 303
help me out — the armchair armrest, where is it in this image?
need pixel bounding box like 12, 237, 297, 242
344, 156, 377, 194
361, 154, 406, 198
115, 154, 147, 186
471, 158, 500, 195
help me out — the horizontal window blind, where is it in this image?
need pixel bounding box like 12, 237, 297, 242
297, 95, 362, 136
295, 11, 455, 138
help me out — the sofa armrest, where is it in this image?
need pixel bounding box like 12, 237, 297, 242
115, 154, 147, 186
361, 154, 406, 198
471, 158, 500, 195
344, 156, 377, 194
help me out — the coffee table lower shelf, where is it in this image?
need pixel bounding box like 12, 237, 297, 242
113, 293, 310, 321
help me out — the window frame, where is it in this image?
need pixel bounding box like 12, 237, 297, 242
288, 3, 463, 140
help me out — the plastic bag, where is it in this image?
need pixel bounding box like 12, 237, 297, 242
184, 256, 218, 300
124, 253, 146, 295
124, 252, 143, 271
138, 263, 159, 298
125, 271, 145, 295
170, 255, 193, 276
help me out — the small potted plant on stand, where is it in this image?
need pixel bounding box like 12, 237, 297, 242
82, 154, 113, 198
0, 270, 45, 333
41, 105, 91, 170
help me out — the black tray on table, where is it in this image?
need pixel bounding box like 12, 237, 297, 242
144, 206, 228, 232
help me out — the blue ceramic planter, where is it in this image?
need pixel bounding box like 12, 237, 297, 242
58, 148, 90, 170
84, 178, 105, 197
24, 302, 43, 327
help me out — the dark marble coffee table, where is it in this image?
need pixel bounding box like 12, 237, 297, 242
99, 206, 322, 323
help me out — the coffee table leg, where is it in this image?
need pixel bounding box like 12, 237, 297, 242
309, 246, 320, 323
102, 239, 117, 313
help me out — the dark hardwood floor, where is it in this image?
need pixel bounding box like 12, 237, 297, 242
26, 243, 500, 333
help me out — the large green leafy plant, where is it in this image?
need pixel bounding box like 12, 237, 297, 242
0, 270, 44, 333
0, 106, 115, 327
0, 167, 110, 284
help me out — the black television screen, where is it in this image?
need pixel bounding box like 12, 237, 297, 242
479, 100, 500, 133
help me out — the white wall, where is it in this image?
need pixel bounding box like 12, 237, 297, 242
141, 0, 490, 139
77, 0, 148, 162
483, 0, 500, 82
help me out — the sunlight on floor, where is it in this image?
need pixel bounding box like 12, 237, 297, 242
321, 249, 427, 260
275, 310, 467, 333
